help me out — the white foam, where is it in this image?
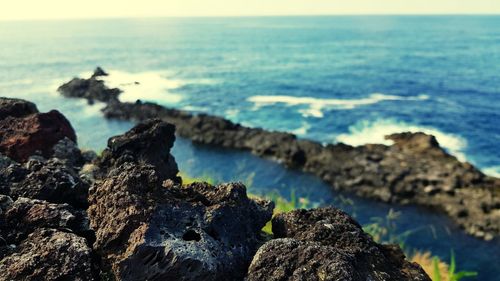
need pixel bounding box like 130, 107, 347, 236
335, 119, 467, 161
291, 122, 311, 136
483, 166, 500, 178
99, 70, 184, 105
225, 109, 240, 119
247, 93, 429, 118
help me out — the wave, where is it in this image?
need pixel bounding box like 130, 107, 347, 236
291, 122, 311, 136
98, 70, 184, 105
483, 166, 500, 178
335, 119, 467, 161
247, 93, 429, 118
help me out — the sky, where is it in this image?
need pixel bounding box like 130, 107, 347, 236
1, 0, 500, 21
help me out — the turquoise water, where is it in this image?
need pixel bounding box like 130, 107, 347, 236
1, 16, 500, 279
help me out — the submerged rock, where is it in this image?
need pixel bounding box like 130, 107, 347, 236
247, 208, 430, 281
88, 120, 273, 280
0, 109, 77, 162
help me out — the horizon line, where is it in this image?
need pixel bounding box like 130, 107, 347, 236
2, 13, 500, 22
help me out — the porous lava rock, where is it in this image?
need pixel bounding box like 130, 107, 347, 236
0, 195, 93, 281
88, 120, 273, 280
0, 156, 90, 208
0, 228, 93, 281
246, 208, 430, 281
97, 119, 180, 182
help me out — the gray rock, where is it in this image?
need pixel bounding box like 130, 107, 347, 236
0, 228, 93, 281
246, 208, 431, 281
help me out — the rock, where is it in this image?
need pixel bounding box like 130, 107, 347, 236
89, 163, 272, 281
87, 95, 500, 240
0, 110, 77, 162
0, 97, 38, 120
247, 208, 430, 281
52, 137, 85, 168
97, 119, 180, 182
0, 228, 93, 281
0, 195, 93, 280
91, 66, 108, 78
247, 238, 357, 281
0, 157, 90, 208
385, 132, 445, 156
58, 68, 120, 103
88, 121, 273, 280
0, 195, 89, 249
59, 72, 500, 239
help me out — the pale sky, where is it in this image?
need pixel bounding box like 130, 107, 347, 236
1, 0, 500, 21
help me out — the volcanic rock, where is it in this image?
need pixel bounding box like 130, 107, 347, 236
97, 119, 180, 182
91, 66, 108, 78
0, 228, 93, 281
59, 71, 500, 240
88, 120, 273, 280
0, 156, 89, 208
0, 195, 89, 252
246, 208, 430, 281
0, 109, 77, 162
58, 68, 120, 103
0, 97, 38, 120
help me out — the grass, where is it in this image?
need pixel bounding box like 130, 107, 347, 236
179, 172, 478, 281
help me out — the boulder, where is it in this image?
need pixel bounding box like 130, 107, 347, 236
0, 228, 93, 281
0, 157, 89, 208
0, 195, 89, 251
0, 195, 93, 280
0, 110, 77, 162
0, 97, 38, 120
97, 119, 180, 182
88, 120, 273, 280
89, 164, 273, 281
247, 208, 430, 281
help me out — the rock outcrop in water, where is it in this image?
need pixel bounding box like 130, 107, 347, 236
58, 67, 120, 104
57, 68, 500, 241
0, 96, 430, 280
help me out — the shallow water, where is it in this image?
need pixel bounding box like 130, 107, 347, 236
2, 16, 500, 279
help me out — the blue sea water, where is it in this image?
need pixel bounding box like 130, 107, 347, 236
1, 16, 500, 279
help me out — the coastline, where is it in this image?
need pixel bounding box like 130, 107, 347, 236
58, 68, 500, 241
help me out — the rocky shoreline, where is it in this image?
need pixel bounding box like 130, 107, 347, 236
0, 97, 430, 280
57, 68, 500, 241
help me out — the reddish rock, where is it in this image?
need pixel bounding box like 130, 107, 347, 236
0, 110, 77, 162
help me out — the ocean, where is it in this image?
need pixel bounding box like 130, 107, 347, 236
1, 16, 499, 279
